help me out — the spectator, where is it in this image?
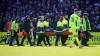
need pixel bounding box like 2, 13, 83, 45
0, 0, 100, 31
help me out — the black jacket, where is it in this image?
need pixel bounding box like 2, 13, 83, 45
23, 19, 31, 32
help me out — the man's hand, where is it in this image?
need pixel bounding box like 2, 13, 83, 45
40, 31, 42, 33
62, 29, 66, 32
80, 30, 84, 32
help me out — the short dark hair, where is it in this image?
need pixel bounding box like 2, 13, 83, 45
74, 8, 78, 12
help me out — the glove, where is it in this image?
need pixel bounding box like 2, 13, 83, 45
62, 29, 66, 32
40, 31, 42, 33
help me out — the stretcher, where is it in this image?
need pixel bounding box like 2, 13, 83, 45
45, 31, 72, 36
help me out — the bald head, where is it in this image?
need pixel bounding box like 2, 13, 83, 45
59, 16, 64, 22
40, 16, 44, 21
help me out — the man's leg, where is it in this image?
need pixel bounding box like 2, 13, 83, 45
64, 35, 68, 44
33, 38, 38, 45
37, 35, 43, 46
46, 36, 51, 46
70, 37, 75, 46
70, 36, 82, 48
33, 32, 36, 41
74, 31, 81, 46
61, 35, 68, 46
7, 31, 11, 44
21, 36, 26, 46
26, 31, 32, 46
74, 41, 78, 46
15, 32, 20, 46
30, 29, 33, 41
75, 36, 81, 45
27, 35, 33, 46
42, 36, 48, 46
70, 31, 83, 48
84, 31, 89, 46
81, 37, 86, 45
9, 36, 14, 46
55, 35, 60, 46
32, 32, 37, 45
61, 35, 65, 45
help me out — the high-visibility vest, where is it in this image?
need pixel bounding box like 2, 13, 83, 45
82, 18, 91, 31
37, 21, 44, 27
56, 20, 64, 35
15, 23, 19, 32
62, 18, 68, 28
11, 21, 16, 31
56, 21, 64, 31
11, 21, 19, 32
44, 21, 49, 27
37, 21, 45, 32
57, 21, 63, 27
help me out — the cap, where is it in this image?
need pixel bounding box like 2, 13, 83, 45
83, 13, 88, 16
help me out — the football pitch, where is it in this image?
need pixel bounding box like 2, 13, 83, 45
0, 45, 100, 56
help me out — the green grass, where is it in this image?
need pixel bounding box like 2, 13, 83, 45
0, 45, 100, 56
1, 32, 100, 45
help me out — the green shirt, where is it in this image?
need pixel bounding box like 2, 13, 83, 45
69, 14, 80, 30
82, 18, 91, 31
85, 18, 89, 30
43, 21, 49, 29
37, 21, 45, 32
11, 20, 19, 32
11, 20, 16, 31
56, 21, 63, 31
62, 19, 68, 28
56, 20, 64, 35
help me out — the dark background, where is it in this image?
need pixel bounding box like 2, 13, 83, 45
0, 0, 100, 32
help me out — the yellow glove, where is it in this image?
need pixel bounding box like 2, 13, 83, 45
40, 31, 42, 33
62, 29, 66, 32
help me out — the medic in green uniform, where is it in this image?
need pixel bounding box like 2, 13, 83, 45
9, 18, 20, 46
62, 16, 69, 46
81, 13, 91, 46
55, 16, 68, 46
44, 18, 52, 46
37, 16, 47, 46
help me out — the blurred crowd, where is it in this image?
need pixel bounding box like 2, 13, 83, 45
0, 0, 100, 32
